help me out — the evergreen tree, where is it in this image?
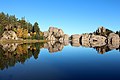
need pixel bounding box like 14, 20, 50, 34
32, 22, 40, 39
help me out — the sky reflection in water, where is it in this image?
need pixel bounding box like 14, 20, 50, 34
0, 42, 120, 80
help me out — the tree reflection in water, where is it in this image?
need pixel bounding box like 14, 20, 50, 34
0, 40, 120, 70
0, 43, 43, 70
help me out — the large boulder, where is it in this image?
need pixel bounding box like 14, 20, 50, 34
59, 37, 64, 43
43, 27, 66, 42
55, 29, 64, 38
97, 26, 106, 33
53, 27, 58, 35
71, 34, 81, 42
49, 27, 54, 32
43, 31, 49, 38
1, 30, 18, 40
108, 33, 119, 49
81, 34, 91, 47
90, 34, 106, 47
59, 34, 69, 45
50, 35, 56, 41
63, 34, 69, 41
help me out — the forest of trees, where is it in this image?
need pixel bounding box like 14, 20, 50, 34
0, 12, 43, 40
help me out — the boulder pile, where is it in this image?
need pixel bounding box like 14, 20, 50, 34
43, 27, 69, 42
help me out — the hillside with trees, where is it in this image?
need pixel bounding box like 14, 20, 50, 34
0, 12, 43, 40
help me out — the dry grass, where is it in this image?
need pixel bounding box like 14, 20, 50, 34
0, 39, 48, 44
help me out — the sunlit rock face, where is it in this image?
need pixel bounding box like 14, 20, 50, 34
97, 26, 106, 34
1, 30, 18, 40
70, 34, 107, 47
70, 34, 81, 47
89, 34, 106, 47
43, 27, 69, 42
81, 33, 91, 47
43, 27, 70, 52
59, 34, 69, 43
108, 33, 119, 49
71, 34, 81, 42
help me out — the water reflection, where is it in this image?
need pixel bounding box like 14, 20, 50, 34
0, 43, 43, 70
0, 40, 120, 70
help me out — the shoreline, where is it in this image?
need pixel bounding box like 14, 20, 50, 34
0, 39, 48, 44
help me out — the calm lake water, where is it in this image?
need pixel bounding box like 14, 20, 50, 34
0, 42, 120, 80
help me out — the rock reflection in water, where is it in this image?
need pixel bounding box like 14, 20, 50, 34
0, 39, 120, 70
44, 40, 69, 53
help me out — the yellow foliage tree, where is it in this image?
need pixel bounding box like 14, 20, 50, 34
23, 29, 28, 39
17, 28, 23, 38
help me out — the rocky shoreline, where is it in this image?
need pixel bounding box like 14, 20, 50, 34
43, 27, 120, 53
0, 26, 120, 54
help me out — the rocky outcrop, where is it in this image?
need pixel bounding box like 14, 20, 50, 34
97, 26, 106, 33
59, 34, 69, 43
71, 33, 107, 47
89, 34, 106, 47
1, 30, 18, 40
0, 26, 119, 54
108, 33, 119, 49
69, 26, 120, 54
81, 33, 91, 47
43, 27, 69, 44
70, 34, 81, 47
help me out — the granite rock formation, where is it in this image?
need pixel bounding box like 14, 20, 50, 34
1, 30, 18, 40
70, 27, 120, 54
43, 27, 69, 42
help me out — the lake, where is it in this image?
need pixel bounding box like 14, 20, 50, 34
0, 41, 120, 80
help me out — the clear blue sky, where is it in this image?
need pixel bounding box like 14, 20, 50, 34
0, 0, 120, 35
